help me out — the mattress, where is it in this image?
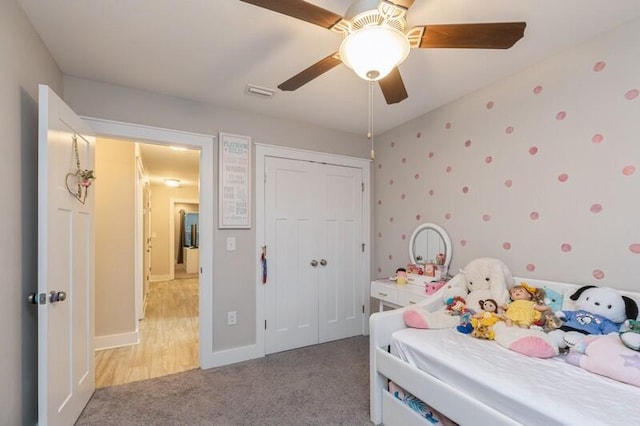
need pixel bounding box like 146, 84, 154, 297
391, 328, 640, 426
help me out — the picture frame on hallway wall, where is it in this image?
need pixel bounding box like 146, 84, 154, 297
218, 132, 251, 229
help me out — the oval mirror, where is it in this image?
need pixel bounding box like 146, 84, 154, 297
408, 223, 452, 270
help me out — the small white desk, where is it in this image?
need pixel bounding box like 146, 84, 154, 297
370, 279, 429, 312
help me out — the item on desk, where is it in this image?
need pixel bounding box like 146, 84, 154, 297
395, 268, 407, 285
406, 263, 423, 275
423, 263, 436, 277
436, 253, 445, 266
425, 280, 446, 295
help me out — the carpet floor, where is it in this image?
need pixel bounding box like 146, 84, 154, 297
76, 335, 371, 426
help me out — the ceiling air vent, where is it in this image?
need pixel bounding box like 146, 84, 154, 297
245, 84, 276, 99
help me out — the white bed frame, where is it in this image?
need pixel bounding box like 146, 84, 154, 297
369, 277, 640, 425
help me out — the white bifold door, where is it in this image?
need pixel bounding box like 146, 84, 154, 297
265, 156, 364, 354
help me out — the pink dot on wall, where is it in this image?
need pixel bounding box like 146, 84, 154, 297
378, 267, 382, 273
401, 234, 406, 240
486, 101, 495, 109
526, 264, 536, 272
462, 186, 469, 194
529, 147, 538, 155
505, 126, 514, 134
460, 240, 467, 247
402, 158, 407, 164
629, 244, 640, 254
378, 232, 382, 238
417, 132, 422, 138
445, 213, 452, 220
429, 189, 435, 196
429, 152, 434, 159
592, 134, 604, 144
378, 163, 383, 169
465, 139, 472, 147
388, 254, 393, 261
558, 173, 569, 183
445, 122, 452, 129
590, 204, 602, 213
416, 214, 422, 221
561, 243, 572, 252
625, 89, 639, 100
446, 165, 452, 173
390, 141, 396, 147
377, 200, 382, 205
390, 217, 394, 223
485, 156, 493, 164
389, 179, 394, 185
593, 61, 606, 72
482, 214, 491, 222
623, 165, 636, 176
503, 242, 511, 250
401, 194, 406, 200
533, 85, 543, 95
556, 111, 567, 120
593, 270, 605, 280
504, 179, 513, 188
414, 173, 420, 180
530, 212, 540, 220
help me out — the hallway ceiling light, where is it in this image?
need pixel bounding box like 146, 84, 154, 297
164, 178, 181, 187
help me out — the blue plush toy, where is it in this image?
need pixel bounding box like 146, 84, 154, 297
543, 287, 564, 312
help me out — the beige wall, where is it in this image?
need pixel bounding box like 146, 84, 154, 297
149, 183, 199, 278
94, 138, 136, 337
1, 0, 63, 423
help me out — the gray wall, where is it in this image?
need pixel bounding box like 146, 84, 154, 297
0, 0, 63, 424
63, 76, 371, 351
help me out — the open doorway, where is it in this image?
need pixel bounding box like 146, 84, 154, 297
93, 138, 201, 388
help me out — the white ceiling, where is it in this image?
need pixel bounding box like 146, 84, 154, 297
18, 0, 640, 184
136, 143, 200, 189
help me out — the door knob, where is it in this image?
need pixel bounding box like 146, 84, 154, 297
310, 260, 318, 267
27, 293, 38, 304
49, 291, 67, 303
320, 259, 327, 266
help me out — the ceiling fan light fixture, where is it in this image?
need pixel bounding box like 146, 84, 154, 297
339, 25, 410, 81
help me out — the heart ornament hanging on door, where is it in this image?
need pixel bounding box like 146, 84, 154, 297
65, 134, 95, 204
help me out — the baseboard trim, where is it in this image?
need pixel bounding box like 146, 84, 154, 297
95, 330, 139, 351
202, 344, 261, 369
150, 274, 172, 282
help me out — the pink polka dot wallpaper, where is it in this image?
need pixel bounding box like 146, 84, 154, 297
373, 22, 640, 290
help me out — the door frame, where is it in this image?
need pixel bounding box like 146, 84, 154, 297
82, 117, 215, 368
254, 143, 371, 357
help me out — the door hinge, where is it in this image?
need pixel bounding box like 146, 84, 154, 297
264, 320, 267, 330
264, 171, 267, 184
362, 305, 365, 314
361, 182, 364, 192
362, 243, 365, 253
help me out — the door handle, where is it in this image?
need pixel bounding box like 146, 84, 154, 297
320, 259, 327, 266
310, 260, 318, 267
49, 290, 67, 303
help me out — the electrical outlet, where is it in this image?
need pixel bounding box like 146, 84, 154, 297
227, 311, 237, 326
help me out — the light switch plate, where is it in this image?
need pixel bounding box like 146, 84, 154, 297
226, 237, 236, 251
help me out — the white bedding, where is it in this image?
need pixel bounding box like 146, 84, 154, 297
391, 327, 640, 426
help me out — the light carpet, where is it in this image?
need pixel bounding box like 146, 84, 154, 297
76, 336, 371, 425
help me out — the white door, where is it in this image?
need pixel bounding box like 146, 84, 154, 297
265, 157, 320, 354
318, 164, 363, 342
37, 85, 95, 426
264, 157, 363, 354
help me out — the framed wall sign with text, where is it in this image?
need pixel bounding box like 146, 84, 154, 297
218, 132, 251, 229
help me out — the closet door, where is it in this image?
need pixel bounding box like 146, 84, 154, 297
264, 157, 364, 354
265, 157, 320, 354
317, 164, 363, 342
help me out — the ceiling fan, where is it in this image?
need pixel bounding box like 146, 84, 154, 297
240, 0, 526, 104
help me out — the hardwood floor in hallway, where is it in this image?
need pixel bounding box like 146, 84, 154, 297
95, 277, 199, 388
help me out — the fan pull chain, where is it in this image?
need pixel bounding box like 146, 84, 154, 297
368, 81, 375, 160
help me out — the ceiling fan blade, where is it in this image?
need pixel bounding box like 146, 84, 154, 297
378, 67, 408, 105
278, 53, 342, 91
239, 0, 342, 29
418, 22, 526, 49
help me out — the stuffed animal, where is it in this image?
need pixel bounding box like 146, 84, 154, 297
542, 287, 564, 312
548, 285, 639, 349
619, 319, 640, 351
403, 257, 513, 330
